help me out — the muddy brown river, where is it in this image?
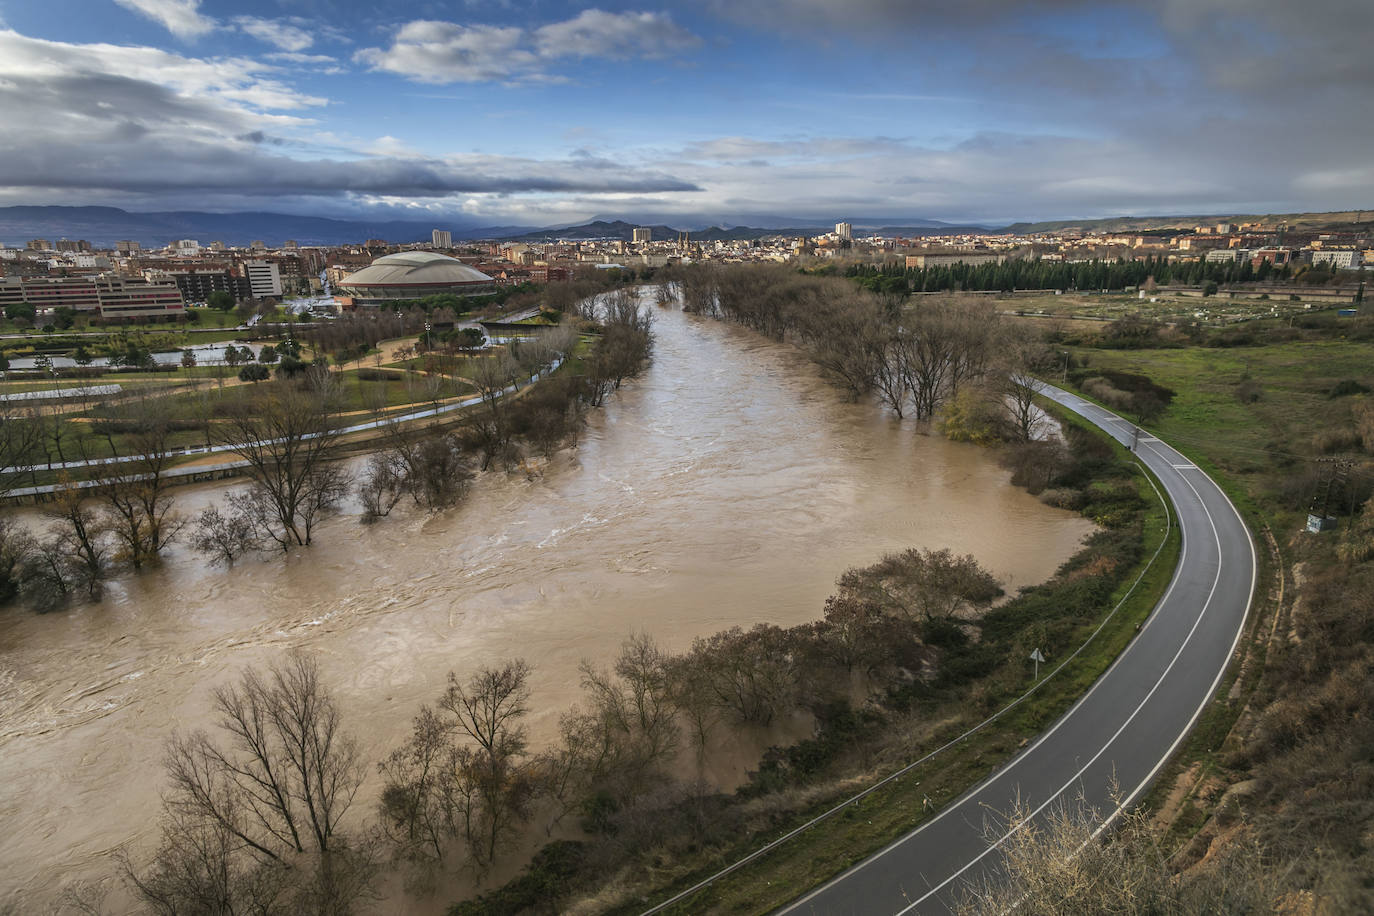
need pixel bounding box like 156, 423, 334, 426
0, 305, 1092, 912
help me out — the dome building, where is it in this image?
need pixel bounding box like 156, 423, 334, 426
334, 251, 495, 308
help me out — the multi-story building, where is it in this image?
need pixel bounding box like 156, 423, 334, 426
432, 229, 453, 248
26, 240, 52, 251
115, 240, 142, 255
158, 268, 251, 303
904, 252, 1004, 268
1310, 249, 1363, 270
0, 276, 184, 317
1251, 248, 1296, 266
243, 260, 283, 298
835, 221, 853, 241
175, 239, 201, 256
632, 227, 652, 244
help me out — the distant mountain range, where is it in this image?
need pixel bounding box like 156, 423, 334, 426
1003, 209, 1373, 235
0, 206, 535, 249
1, 205, 1368, 250
0, 206, 991, 248
497, 219, 994, 242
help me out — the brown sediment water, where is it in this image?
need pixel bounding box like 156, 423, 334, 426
0, 305, 1092, 911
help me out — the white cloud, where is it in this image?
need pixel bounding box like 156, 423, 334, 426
355, 20, 539, 84
0, 30, 324, 109
266, 52, 338, 65
234, 16, 315, 53
356, 10, 700, 84
533, 9, 700, 59
113, 0, 215, 40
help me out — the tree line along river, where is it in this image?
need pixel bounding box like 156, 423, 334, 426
0, 304, 1092, 912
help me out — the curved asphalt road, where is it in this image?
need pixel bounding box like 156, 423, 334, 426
778, 383, 1256, 915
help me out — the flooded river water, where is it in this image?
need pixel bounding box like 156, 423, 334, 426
0, 306, 1092, 911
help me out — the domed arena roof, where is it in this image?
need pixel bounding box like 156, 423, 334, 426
340, 251, 493, 287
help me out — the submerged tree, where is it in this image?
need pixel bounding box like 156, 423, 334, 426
203, 372, 351, 551
841, 546, 1003, 622
99, 395, 184, 569
379, 660, 536, 876
127, 653, 377, 914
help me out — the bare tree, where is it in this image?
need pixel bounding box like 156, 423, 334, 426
460, 352, 521, 471
215, 373, 350, 548
666, 653, 721, 773
135, 653, 376, 914
99, 395, 184, 569
0, 515, 37, 605
594, 291, 654, 394
437, 660, 536, 870
377, 706, 459, 871
189, 503, 261, 565
45, 476, 108, 599
381, 662, 539, 874
873, 327, 911, 418
577, 633, 681, 800
508, 374, 587, 458
809, 593, 899, 676
392, 431, 473, 510
803, 292, 886, 401
689, 624, 799, 726
999, 326, 1056, 442
357, 450, 408, 523
0, 404, 42, 496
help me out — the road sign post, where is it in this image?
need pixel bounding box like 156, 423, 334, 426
1030, 647, 1046, 680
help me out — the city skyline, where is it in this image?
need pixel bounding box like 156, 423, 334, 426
0, 0, 1370, 227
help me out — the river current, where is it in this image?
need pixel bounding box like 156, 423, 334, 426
0, 305, 1092, 911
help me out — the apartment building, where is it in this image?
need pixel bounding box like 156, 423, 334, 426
0, 276, 184, 317
243, 260, 283, 298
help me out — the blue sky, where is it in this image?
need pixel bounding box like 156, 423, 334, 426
0, 0, 1370, 227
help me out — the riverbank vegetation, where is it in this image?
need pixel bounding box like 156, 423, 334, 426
339, 278, 1169, 913
0, 284, 655, 608
98, 403, 1156, 916
63, 274, 1181, 915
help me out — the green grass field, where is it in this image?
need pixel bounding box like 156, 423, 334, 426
1069, 339, 1373, 517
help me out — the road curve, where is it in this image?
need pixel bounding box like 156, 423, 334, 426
778, 383, 1256, 915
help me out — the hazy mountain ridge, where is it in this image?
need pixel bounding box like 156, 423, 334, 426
0, 206, 535, 248
1005, 209, 1374, 235
3, 206, 1368, 250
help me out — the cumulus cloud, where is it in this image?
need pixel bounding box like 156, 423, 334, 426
0, 30, 325, 109
113, 0, 215, 39
233, 16, 316, 53
356, 9, 699, 84
533, 9, 700, 59
355, 21, 539, 84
